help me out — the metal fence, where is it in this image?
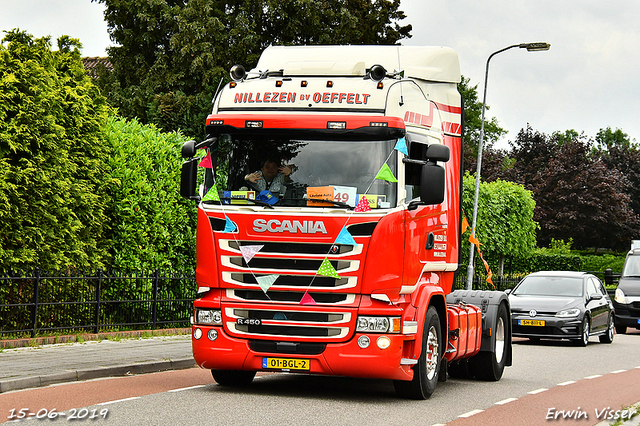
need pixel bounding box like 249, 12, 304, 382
0, 268, 196, 338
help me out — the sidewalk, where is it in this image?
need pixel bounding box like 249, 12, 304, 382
0, 331, 195, 393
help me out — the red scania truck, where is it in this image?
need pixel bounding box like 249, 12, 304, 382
180, 45, 512, 399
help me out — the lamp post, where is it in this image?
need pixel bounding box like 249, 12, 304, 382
465, 42, 550, 290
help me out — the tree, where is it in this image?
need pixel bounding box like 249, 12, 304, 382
531, 133, 638, 251
0, 30, 113, 270
461, 173, 537, 278
457, 75, 507, 174
95, 0, 412, 138
501, 125, 560, 187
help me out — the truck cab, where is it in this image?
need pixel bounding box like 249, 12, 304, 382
181, 45, 511, 399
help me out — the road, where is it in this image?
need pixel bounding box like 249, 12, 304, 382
2, 330, 640, 425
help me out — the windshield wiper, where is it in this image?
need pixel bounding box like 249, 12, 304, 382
281, 197, 353, 210
203, 196, 275, 209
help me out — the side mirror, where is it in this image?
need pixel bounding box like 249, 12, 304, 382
426, 144, 450, 162
589, 293, 603, 301
419, 163, 445, 205
180, 158, 199, 200
181, 140, 197, 158
504, 289, 512, 295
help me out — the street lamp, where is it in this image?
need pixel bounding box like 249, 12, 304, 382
465, 42, 550, 290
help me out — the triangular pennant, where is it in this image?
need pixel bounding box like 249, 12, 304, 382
202, 187, 220, 202
375, 163, 398, 182
256, 274, 279, 293
335, 227, 357, 246
461, 215, 469, 234
198, 151, 213, 168
394, 137, 408, 156
300, 291, 317, 305
317, 257, 340, 278
240, 245, 264, 263
354, 195, 372, 212
223, 217, 237, 233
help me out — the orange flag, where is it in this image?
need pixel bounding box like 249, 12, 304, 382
461, 215, 469, 234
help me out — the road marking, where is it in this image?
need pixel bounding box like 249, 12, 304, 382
528, 388, 548, 394
167, 385, 206, 392
495, 397, 517, 405
611, 369, 626, 374
97, 396, 141, 405
585, 374, 602, 379
558, 380, 576, 386
458, 409, 484, 418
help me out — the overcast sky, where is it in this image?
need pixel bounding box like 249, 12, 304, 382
2, 0, 639, 148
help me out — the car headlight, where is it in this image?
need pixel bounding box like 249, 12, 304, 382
356, 316, 401, 333
615, 288, 629, 304
194, 308, 222, 325
555, 308, 581, 318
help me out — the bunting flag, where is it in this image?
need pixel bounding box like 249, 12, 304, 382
198, 151, 213, 168
468, 231, 495, 289
240, 245, 264, 263
375, 163, 398, 182
354, 195, 372, 212
394, 137, 408, 156
461, 215, 469, 235
300, 291, 317, 305
256, 274, 279, 293
223, 217, 237, 233
335, 226, 357, 246
318, 257, 340, 278
202, 188, 220, 202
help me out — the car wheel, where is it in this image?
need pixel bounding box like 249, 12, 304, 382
211, 369, 256, 386
615, 324, 627, 334
394, 306, 442, 399
574, 317, 590, 347
599, 315, 615, 344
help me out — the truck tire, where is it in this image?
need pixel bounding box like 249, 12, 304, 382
469, 302, 508, 381
211, 370, 256, 386
393, 306, 442, 399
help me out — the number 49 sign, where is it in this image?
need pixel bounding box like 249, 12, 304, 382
333, 186, 357, 207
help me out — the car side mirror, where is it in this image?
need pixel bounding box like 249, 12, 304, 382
589, 293, 603, 301
504, 289, 512, 295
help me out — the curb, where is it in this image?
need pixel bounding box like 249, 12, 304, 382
0, 328, 191, 349
0, 358, 197, 393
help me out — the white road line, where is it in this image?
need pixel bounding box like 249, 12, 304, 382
585, 374, 602, 379
167, 385, 206, 392
495, 397, 518, 405
558, 380, 576, 386
97, 396, 141, 405
611, 369, 626, 374
458, 409, 484, 418
528, 388, 548, 394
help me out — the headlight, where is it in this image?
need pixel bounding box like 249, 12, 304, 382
195, 308, 222, 325
555, 308, 581, 318
356, 316, 401, 333
615, 288, 629, 304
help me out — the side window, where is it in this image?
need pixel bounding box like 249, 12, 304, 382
595, 278, 607, 296
586, 278, 598, 298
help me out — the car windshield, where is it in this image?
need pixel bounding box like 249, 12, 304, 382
622, 255, 640, 277
512, 276, 584, 297
207, 134, 398, 209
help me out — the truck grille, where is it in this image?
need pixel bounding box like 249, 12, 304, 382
228, 289, 354, 304
223, 272, 357, 291
225, 307, 352, 340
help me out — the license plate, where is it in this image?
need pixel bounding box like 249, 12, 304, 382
262, 357, 310, 371
519, 319, 545, 326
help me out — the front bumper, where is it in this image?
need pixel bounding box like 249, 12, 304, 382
511, 314, 582, 339
191, 325, 415, 381
613, 302, 640, 328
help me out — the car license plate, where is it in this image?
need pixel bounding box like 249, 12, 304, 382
262, 357, 310, 371
519, 319, 545, 326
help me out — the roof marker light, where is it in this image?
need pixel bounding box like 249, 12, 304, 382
326, 81, 333, 88
276, 80, 283, 87
301, 81, 308, 87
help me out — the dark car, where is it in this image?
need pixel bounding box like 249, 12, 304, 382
614, 247, 640, 334
507, 271, 615, 346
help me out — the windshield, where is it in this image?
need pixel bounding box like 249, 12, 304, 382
513, 276, 584, 297
622, 255, 640, 277
205, 135, 398, 209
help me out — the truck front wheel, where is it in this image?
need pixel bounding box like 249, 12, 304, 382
211, 370, 256, 386
393, 306, 442, 399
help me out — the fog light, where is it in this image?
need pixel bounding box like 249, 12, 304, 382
193, 328, 203, 340
207, 329, 218, 341
377, 336, 391, 349
358, 335, 370, 348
